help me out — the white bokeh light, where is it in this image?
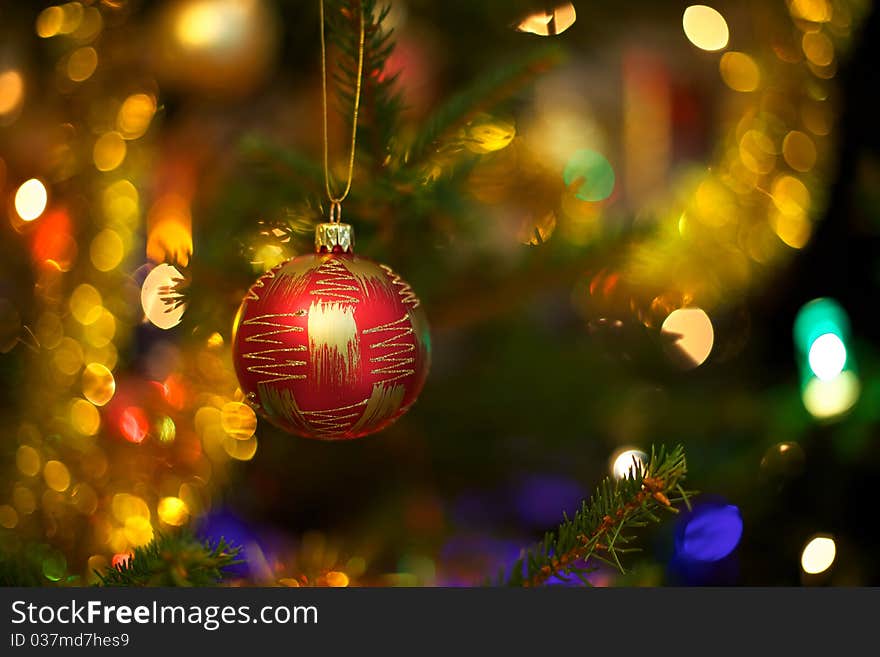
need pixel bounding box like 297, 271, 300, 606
610, 448, 648, 480
808, 333, 847, 381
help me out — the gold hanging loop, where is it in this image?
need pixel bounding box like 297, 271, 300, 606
320, 0, 365, 214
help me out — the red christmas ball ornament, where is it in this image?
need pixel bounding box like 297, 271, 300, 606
232, 222, 430, 440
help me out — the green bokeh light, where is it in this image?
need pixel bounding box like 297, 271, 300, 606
563, 149, 615, 202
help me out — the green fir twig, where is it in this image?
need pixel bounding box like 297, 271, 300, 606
97, 531, 242, 587
504, 444, 693, 587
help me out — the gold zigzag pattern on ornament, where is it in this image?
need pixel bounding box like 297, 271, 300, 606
242, 312, 308, 384
258, 384, 312, 435
302, 399, 370, 437
243, 261, 284, 301
362, 313, 416, 383
379, 264, 420, 308
350, 382, 406, 434
310, 258, 361, 303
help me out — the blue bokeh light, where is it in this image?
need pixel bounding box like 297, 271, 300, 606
675, 502, 743, 562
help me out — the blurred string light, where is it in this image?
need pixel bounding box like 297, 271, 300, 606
14, 179, 48, 221
794, 298, 859, 419
801, 535, 836, 574
515, 3, 576, 36
660, 307, 714, 369
682, 5, 729, 52
609, 447, 647, 479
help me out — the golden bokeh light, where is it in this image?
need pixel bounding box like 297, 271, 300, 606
93, 132, 127, 172
117, 93, 157, 140
682, 5, 729, 52
771, 175, 811, 216
67, 46, 98, 82
83, 308, 117, 348
112, 493, 150, 523
802, 370, 860, 419
36, 6, 65, 38
70, 283, 103, 325
141, 263, 186, 330
464, 115, 515, 154
772, 209, 812, 249
157, 496, 189, 526
0, 505, 18, 529
223, 434, 258, 461
801, 535, 836, 574
661, 308, 714, 369
325, 571, 350, 587
0, 70, 25, 117
790, 0, 832, 23
220, 401, 258, 439
739, 130, 776, 175
43, 460, 71, 492
720, 52, 761, 92
124, 515, 154, 546
59, 2, 85, 35
802, 31, 834, 67
82, 362, 115, 406
53, 337, 85, 376
71, 398, 101, 435
610, 447, 648, 479
515, 4, 577, 36
16, 445, 41, 477
102, 179, 140, 225
782, 130, 817, 172
13, 486, 36, 515
90, 228, 125, 271
14, 178, 48, 222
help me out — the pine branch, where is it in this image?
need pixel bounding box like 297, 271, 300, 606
97, 531, 242, 587
327, 0, 403, 171
503, 444, 693, 587
404, 45, 563, 176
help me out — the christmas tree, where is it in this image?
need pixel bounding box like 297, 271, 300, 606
1, 0, 878, 587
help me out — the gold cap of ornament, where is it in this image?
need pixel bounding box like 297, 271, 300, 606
315, 222, 354, 253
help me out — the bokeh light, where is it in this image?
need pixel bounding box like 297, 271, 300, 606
515, 4, 577, 37
221, 401, 258, 439
676, 503, 743, 562
14, 178, 48, 222
682, 5, 729, 52
0, 70, 25, 119
563, 149, 615, 202
808, 333, 847, 381
720, 52, 760, 92
43, 460, 71, 492
802, 370, 860, 419
67, 46, 98, 82
93, 132, 127, 172
120, 407, 149, 444
141, 263, 187, 329
158, 496, 189, 526
661, 308, 714, 369
16, 445, 41, 477
90, 229, 125, 272
610, 447, 647, 479
70, 398, 101, 435
117, 93, 157, 140
82, 362, 115, 406
801, 535, 836, 574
